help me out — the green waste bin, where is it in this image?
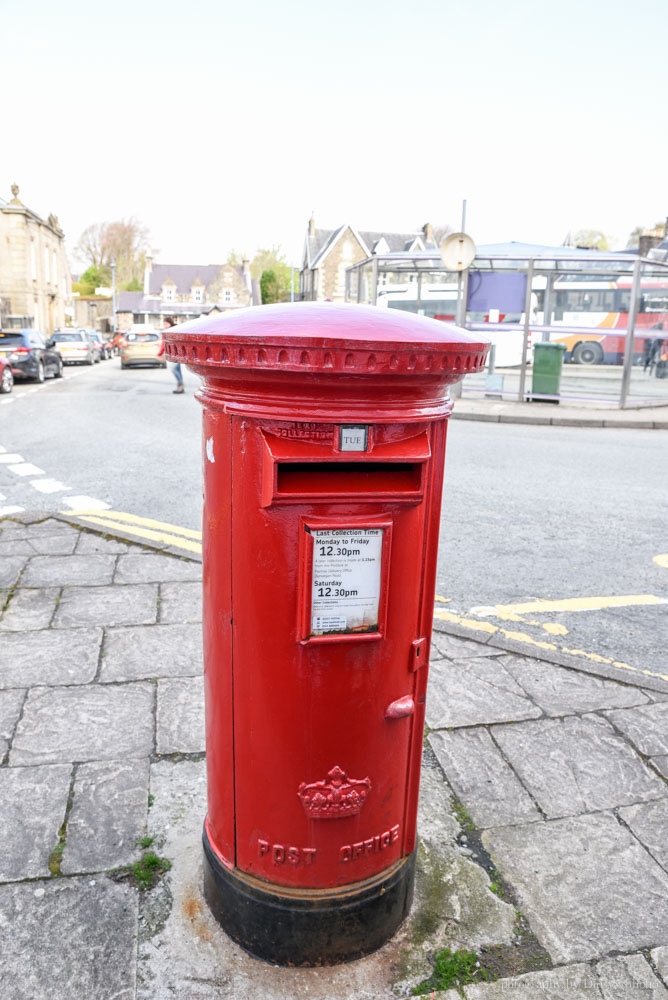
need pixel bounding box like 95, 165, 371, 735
531, 341, 566, 403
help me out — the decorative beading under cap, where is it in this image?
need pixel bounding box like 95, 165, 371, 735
163, 302, 489, 379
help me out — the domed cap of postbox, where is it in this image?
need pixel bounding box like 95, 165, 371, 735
164, 302, 489, 380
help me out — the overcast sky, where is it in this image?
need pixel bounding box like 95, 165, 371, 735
3, 0, 666, 268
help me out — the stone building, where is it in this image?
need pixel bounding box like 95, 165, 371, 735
116, 257, 258, 331
0, 184, 72, 332
300, 217, 436, 302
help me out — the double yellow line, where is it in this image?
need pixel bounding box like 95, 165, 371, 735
62, 509, 202, 555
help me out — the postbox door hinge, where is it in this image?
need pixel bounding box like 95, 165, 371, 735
409, 637, 428, 672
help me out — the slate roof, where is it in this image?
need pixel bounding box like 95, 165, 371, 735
148, 263, 246, 295
304, 225, 431, 269
116, 292, 218, 316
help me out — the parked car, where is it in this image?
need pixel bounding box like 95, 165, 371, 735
89, 331, 110, 360
0, 329, 63, 382
49, 329, 97, 365
120, 326, 167, 369
0, 356, 13, 393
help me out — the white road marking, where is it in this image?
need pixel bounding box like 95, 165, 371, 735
0, 454, 23, 463
8, 463, 45, 477
61, 495, 111, 510
31, 478, 70, 494
0, 505, 25, 515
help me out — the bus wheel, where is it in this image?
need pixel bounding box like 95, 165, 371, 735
573, 341, 603, 365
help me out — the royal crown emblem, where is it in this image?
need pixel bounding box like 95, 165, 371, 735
298, 765, 371, 819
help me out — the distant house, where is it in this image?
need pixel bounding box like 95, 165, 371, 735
116, 256, 260, 331
0, 184, 73, 332
300, 216, 437, 302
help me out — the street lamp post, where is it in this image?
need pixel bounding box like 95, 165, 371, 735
111, 257, 117, 333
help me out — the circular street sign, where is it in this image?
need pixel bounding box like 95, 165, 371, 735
440, 232, 476, 271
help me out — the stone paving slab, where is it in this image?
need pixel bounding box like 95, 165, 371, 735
619, 798, 668, 872
0, 688, 25, 759
0, 876, 138, 1000
464, 954, 668, 998
156, 675, 205, 753
61, 758, 149, 874
75, 532, 129, 554
502, 655, 651, 716
431, 633, 504, 660
0, 627, 102, 688
21, 553, 116, 587
159, 580, 202, 623
426, 656, 543, 729
53, 582, 158, 628
653, 947, 668, 982
10, 683, 155, 765
115, 552, 202, 584
464, 963, 594, 999
0, 586, 59, 632
429, 728, 542, 828
492, 714, 666, 818
653, 755, 668, 779
0, 537, 34, 556
100, 623, 203, 682
0, 763, 71, 880
0, 555, 27, 587
605, 702, 668, 755
484, 811, 668, 963
0, 517, 78, 541
21, 532, 78, 556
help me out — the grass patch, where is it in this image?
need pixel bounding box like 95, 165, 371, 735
137, 835, 155, 848
451, 795, 476, 833
111, 851, 171, 891
413, 948, 490, 995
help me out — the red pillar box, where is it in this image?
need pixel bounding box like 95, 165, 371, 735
164, 303, 488, 966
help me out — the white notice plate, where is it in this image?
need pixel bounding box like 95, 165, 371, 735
310, 528, 383, 635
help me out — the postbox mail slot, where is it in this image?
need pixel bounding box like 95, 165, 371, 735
261, 428, 431, 506
276, 461, 423, 498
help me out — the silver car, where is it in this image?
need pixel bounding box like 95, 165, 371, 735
50, 330, 97, 365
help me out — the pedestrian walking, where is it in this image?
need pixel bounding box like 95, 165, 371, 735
163, 316, 184, 393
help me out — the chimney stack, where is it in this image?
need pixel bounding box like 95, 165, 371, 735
308, 214, 315, 238
422, 222, 434, 245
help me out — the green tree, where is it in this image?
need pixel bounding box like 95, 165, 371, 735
252, 246, 295, 302
573, 229, 611, 251
121, 277, 142, 292
75, 218, 151, 289
81, 264, 110, 287
260, 269, 280, 304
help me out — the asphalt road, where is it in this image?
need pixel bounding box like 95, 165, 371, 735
1, 359, 666, 676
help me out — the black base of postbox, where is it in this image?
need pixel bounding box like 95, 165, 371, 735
202, 828, 415, 966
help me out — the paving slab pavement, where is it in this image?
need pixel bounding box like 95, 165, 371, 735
1, 511, 667, 999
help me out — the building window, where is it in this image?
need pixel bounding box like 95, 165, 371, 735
53, 249, 58, 286
45, 247, 50, 284
192, 287, 204, 303
163, 286, 175, 302
224, 289, 232, 303
31, 241, 37, 280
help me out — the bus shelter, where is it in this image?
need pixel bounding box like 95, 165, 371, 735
345, 243, 668, 409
